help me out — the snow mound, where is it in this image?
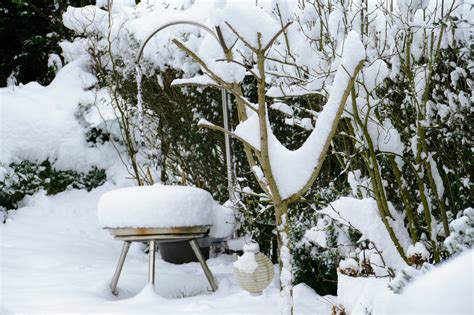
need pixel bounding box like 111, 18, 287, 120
338, 273, 390, 314
98, 184, 214, 228
233, 251, 258, 274
0, 56, 117, 174
407, 242, 429, 261
378, 249, 474, 314
209, 201, 236, 238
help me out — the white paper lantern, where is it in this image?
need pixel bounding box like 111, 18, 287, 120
233, 242, 274, 296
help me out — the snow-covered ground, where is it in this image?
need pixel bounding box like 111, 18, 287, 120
2, 185, 473, 314
0, 184, 333, 314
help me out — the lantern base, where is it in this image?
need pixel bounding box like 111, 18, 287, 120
250, 291, 262, 296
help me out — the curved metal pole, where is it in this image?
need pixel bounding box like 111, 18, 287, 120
135, 20, 234, 200
136, 20, 220, 64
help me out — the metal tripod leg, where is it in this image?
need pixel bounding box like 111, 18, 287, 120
189, 239, 218, 292
148, 240, 156, 285
110, 241, 131, 295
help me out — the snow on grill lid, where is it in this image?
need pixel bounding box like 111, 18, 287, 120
98, 184, 214, 228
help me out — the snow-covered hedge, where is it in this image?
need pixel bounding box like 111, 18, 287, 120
0, 54, 127, 211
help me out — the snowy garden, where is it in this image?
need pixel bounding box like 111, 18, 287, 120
0, 0, 473, 314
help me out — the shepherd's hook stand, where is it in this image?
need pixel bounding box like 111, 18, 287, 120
136, 20, 235, 200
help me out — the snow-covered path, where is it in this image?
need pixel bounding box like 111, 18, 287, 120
0, 185, 333, 314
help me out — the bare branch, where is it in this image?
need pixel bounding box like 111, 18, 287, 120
224, 21, 258, 53
171, 38, 233, 89
198, 121, 260, 153
263, 22, 293, 52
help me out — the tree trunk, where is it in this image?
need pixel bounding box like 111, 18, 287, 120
275, 202, 293, 315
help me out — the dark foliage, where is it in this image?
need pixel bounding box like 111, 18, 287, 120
0, 160, 106, 210
0, 0, 94, 86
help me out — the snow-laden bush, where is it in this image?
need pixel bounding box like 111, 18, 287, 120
294, 0, 472, 273
444, 207, 474, 255
0, 52, 126, 215
0, 160, 106, 210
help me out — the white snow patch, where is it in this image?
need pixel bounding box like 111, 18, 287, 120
377, 249, 474, 314
171, 75, 219, 87
270, 102, 294, 116
209, 201, 236, 238
304, 218, 329, 248
0, 57, 119, 175
234, 252, 258, 273
98, 184, 214, 228
407, 242, 430, 261
339, 258, 359, 274
337, 273, 390, 314
362, 59, 389, 93
233, 111, 261, 150
319, 197, 409, 271
227, 236, 247, 251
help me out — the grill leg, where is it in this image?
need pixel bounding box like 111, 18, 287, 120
189, 239, 218, 292
110, 241, 131, 295
148, 240, 156, 285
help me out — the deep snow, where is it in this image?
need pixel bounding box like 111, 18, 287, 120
2, 184, 472, 315
0, 185, 334, 314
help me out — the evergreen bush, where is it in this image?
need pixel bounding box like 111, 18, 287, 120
0, 160, 106, 211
